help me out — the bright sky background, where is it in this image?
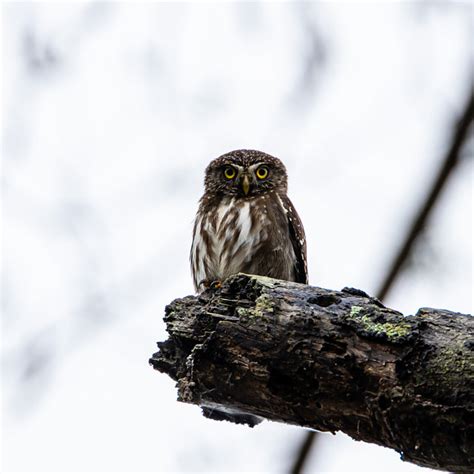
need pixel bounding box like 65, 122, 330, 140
2, 2, 472, 473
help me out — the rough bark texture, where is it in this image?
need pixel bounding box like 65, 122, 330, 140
149, 273, 474, 472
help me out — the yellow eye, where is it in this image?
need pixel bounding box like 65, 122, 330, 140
224, 166, 236, 179
256, 166, 269, 180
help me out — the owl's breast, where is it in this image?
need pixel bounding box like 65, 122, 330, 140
192, 195, 282, 290
212, 198, 267, 277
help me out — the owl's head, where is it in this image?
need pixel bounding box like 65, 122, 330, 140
204, 149, 288, 198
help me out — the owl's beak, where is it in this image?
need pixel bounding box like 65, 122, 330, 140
242, 175, 250, 195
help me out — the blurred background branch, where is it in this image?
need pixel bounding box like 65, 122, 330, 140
290, 84, 474, 474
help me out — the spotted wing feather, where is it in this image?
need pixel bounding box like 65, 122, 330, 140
280, 194, 308, 284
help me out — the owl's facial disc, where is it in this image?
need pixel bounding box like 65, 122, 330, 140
233, 163, 271, 196
222, 164, 253, 196
204, 150, 288, 197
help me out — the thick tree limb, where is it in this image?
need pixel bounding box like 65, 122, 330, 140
149, 273, 474, 472
292, 84, 474, 474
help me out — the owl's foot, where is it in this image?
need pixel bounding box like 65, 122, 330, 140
209, 280, 222, 290
199, 279, 222, 291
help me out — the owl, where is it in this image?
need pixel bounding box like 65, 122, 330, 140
191, 149, 308, 293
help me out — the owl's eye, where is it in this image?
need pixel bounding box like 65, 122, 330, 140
223, 166, 236, 180
256, 166, 269, 180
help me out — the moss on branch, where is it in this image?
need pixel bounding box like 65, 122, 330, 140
150, 273, 474, 472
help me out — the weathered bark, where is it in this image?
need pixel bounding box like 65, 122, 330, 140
149, 273, 474, 472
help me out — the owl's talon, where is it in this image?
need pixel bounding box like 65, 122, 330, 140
198, 279, 222, 291
210, 280, 222, 290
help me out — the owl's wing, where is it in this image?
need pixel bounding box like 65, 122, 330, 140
281, 195, 308, 284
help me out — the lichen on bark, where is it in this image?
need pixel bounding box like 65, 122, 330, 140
150, 273, 474, 472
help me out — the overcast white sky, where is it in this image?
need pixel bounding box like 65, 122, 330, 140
1, 2, 473, 472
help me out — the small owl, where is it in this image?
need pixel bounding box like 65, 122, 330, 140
191, 149, 307, 292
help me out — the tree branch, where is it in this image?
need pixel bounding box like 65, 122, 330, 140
149, 273, 474, 472
292, 85, 474, 473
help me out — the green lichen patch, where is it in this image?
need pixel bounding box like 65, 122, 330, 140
253, 293, 275, 316
424, 340, 474, 388
350, 306, 363, 317
346, 305, 414, 344
236, 293, 275, 319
